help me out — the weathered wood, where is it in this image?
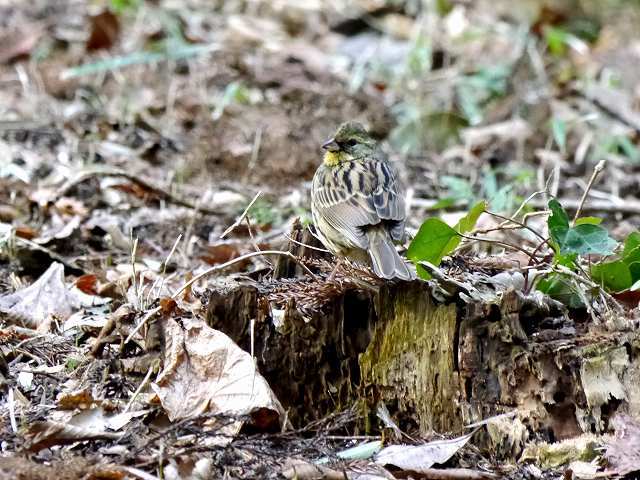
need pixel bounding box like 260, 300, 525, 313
203, 252, 640, 457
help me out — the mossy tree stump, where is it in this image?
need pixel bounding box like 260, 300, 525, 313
203, 234, 640, 456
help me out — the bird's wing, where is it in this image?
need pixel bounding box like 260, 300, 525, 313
312, 160, 406, 248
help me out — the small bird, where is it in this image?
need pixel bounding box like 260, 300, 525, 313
311, 121, 413, 280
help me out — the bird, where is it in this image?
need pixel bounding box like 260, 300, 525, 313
310, 121, 414, 281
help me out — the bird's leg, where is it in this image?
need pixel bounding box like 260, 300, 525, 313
327, 257, 343, 282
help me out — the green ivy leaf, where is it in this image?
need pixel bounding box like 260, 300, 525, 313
548, 199, 570, 252
574, 216, 602, 226
537, 273, 584, 308
562, 224, 617, 256
455, 200, 486, 234
591, 260, 631, 293
407, 218, 458, 279
547, 199, 616, 256
590, 231, 640, 292
408, 202, 485, 279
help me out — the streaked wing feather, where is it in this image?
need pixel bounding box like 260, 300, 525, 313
313, 159, 406, 247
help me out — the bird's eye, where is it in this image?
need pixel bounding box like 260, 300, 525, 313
346, 139, 357, 147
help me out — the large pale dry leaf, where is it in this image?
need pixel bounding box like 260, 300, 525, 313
374, 431, 474, 471
152, 317, 283, 429
605, 414, 640, 475
24, 420, 122, 452
69, 407, 148, 432
0, 262, 77, 329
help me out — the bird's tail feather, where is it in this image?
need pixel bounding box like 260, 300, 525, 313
366, 228, 414, 280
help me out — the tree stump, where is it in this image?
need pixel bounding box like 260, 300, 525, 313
203, 231, 640, 458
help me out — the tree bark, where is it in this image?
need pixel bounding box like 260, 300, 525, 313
203, 231, 640, 457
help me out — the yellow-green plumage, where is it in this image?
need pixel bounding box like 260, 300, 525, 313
311, 122, 413, 280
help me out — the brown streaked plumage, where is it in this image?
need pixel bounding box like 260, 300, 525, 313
311, 121, 414, 280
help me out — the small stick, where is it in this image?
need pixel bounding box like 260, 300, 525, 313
220, 191, 262, 239
125, 364, 155, 412
458, 233, 540, 265
283, 232, 331, 253
482, 210, 547, 242
55, 168, 223, 216
171, 250, 316, 299
124, 250, 316, 346
572, 160, 606, 225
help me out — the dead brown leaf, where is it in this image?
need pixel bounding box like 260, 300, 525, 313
24, 420, 122, 452
201, 243, 241, 265
86, 10, 121, 51
76, 274, 99, 296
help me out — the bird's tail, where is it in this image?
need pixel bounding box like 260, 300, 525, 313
366, 228, 414, 280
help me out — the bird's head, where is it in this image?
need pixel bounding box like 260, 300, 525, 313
322, 121, 376, 167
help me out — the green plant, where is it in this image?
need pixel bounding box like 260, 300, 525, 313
407, 201, 485, 279
110, 0, 140, 14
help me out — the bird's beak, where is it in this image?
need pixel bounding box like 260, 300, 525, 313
322, 138, 340, 152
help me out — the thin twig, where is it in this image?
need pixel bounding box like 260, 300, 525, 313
55, 167, 223, 216
458, 233, 540, 264
572, 160, 606, 225
171, 250, 316, 299
283, 232, 331, 253
505, 189, 547, 223
125, 364, 155, 412
483, 210, 547, 242
221, 191, 262, 239
123, 306, 161, 346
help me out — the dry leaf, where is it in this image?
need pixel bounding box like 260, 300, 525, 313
605, 414, 640, 475
152, 317, 283, 433
374, 432, 474, 471
87, 10, 121, 51
201, 243, 241, 265
76, 274, 98, 296
14, 226, 38, 240
24, 420, 122, 452
0, 262, 78, 329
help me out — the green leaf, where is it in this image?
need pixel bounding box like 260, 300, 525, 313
430, 198, 458, 210
407, 218, 459, 279
562, 224, 617, 256
455, 201, 486, 234
623, 231, 640, 258
589, 231, 640, 293
443, 200, 486, 256
435, 0, 453, 16
547, 199, 616, 256
616, 135, 640, 164
544, 26, 569, 56
574, 216, 602, 226
408, 202, 485, 279
547, 199, 570, 252
537, 273, 583, 308
591, 260, 632, 293
442, 176, 474, 203
556, 252, 578, 268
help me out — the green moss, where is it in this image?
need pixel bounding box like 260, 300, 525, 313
359, 285, 458, 433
